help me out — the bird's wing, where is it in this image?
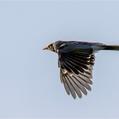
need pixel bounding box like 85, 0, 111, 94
58, 49, 95, 99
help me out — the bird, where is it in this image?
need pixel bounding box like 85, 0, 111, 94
43, 40, 119, 99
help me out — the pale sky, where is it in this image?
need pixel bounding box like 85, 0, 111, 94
0, 1, 119, 119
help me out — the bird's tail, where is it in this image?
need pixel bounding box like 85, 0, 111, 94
102, 45, 119, 51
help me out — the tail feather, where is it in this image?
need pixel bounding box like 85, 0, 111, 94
103, 45, 119, 51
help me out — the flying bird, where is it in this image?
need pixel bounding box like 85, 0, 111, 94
43, 41, 119, 99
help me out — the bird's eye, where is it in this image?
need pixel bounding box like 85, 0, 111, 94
48, 44, 53, 50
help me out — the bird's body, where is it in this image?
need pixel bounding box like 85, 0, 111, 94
43, 41, 119, 99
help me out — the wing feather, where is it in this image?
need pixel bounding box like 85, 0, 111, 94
64, 74, 76, 99
58, 48, 94, 98
66, 75, 82, 98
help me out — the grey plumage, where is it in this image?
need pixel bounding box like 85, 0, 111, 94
43, 41, 119, 99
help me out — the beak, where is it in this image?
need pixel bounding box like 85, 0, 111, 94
43, 47, 48, 50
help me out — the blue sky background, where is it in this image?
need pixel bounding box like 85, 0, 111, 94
0, 1, 119, 119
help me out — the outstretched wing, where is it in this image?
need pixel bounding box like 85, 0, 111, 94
58, 49, 95, 99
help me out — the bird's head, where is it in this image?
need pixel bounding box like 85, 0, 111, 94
43, 43, 57, 52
